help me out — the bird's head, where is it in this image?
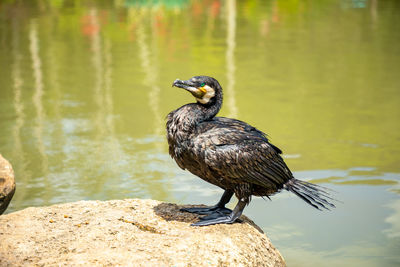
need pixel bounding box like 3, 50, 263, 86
172, 76, 221, 105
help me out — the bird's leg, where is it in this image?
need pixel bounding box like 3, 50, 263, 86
180, 190, 233, 215
191, 198, 247, 226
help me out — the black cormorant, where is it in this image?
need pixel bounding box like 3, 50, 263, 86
167, 76, 335, 226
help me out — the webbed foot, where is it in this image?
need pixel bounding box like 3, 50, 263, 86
191, 199, 247, 227
180, 206, 232, 215
191, 215, 238, 226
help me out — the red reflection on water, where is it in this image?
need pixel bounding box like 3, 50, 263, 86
210, 0, 221, 18
81, 14, 100, 36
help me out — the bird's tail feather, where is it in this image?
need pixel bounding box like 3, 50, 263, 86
283, 178, 336, 210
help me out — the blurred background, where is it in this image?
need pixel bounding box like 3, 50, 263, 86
0, 0, 399, 266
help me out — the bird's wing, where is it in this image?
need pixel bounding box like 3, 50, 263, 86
193, 119, 292, 189
197, 117, 283, 154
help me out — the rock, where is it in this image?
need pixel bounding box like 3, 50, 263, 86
0, 154, 16, 215
0, 199, 285, 266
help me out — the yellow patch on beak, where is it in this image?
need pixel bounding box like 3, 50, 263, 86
199, 87, 207, 93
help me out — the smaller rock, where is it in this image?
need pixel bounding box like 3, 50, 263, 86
0, 154, 16, 215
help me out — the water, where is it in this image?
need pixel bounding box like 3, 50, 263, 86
1, 0, 399, 266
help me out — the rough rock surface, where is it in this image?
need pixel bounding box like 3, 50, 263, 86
0, 154, 15, 215
0, 199, 285, 266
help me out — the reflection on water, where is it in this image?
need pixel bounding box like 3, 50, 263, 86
0, 1, 400, 266
225, 0, 238, 118
10, 15, 29, 209
385, 199, 400, 239
29, 20, 48, 175
11, 17, 24, 165
136, 9, 163, 137
90, 7, 116, 195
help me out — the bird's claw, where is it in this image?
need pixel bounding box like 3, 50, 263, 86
191, 215, 239, 226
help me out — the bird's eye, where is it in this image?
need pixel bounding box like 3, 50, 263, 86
200, 83, 205, 87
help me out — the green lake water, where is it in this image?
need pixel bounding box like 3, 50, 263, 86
1, 0, 399, 266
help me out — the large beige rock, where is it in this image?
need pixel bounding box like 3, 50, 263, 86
0, 199, 285, 266
0, 154, 15, 215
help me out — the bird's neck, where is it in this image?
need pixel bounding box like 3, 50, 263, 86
196, 93, 223, 122
167, 91, 222, 137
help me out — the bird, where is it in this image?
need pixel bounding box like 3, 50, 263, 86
166, 75, 335, 226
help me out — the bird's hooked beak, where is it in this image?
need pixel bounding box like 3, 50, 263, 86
172, 79, 206, 98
